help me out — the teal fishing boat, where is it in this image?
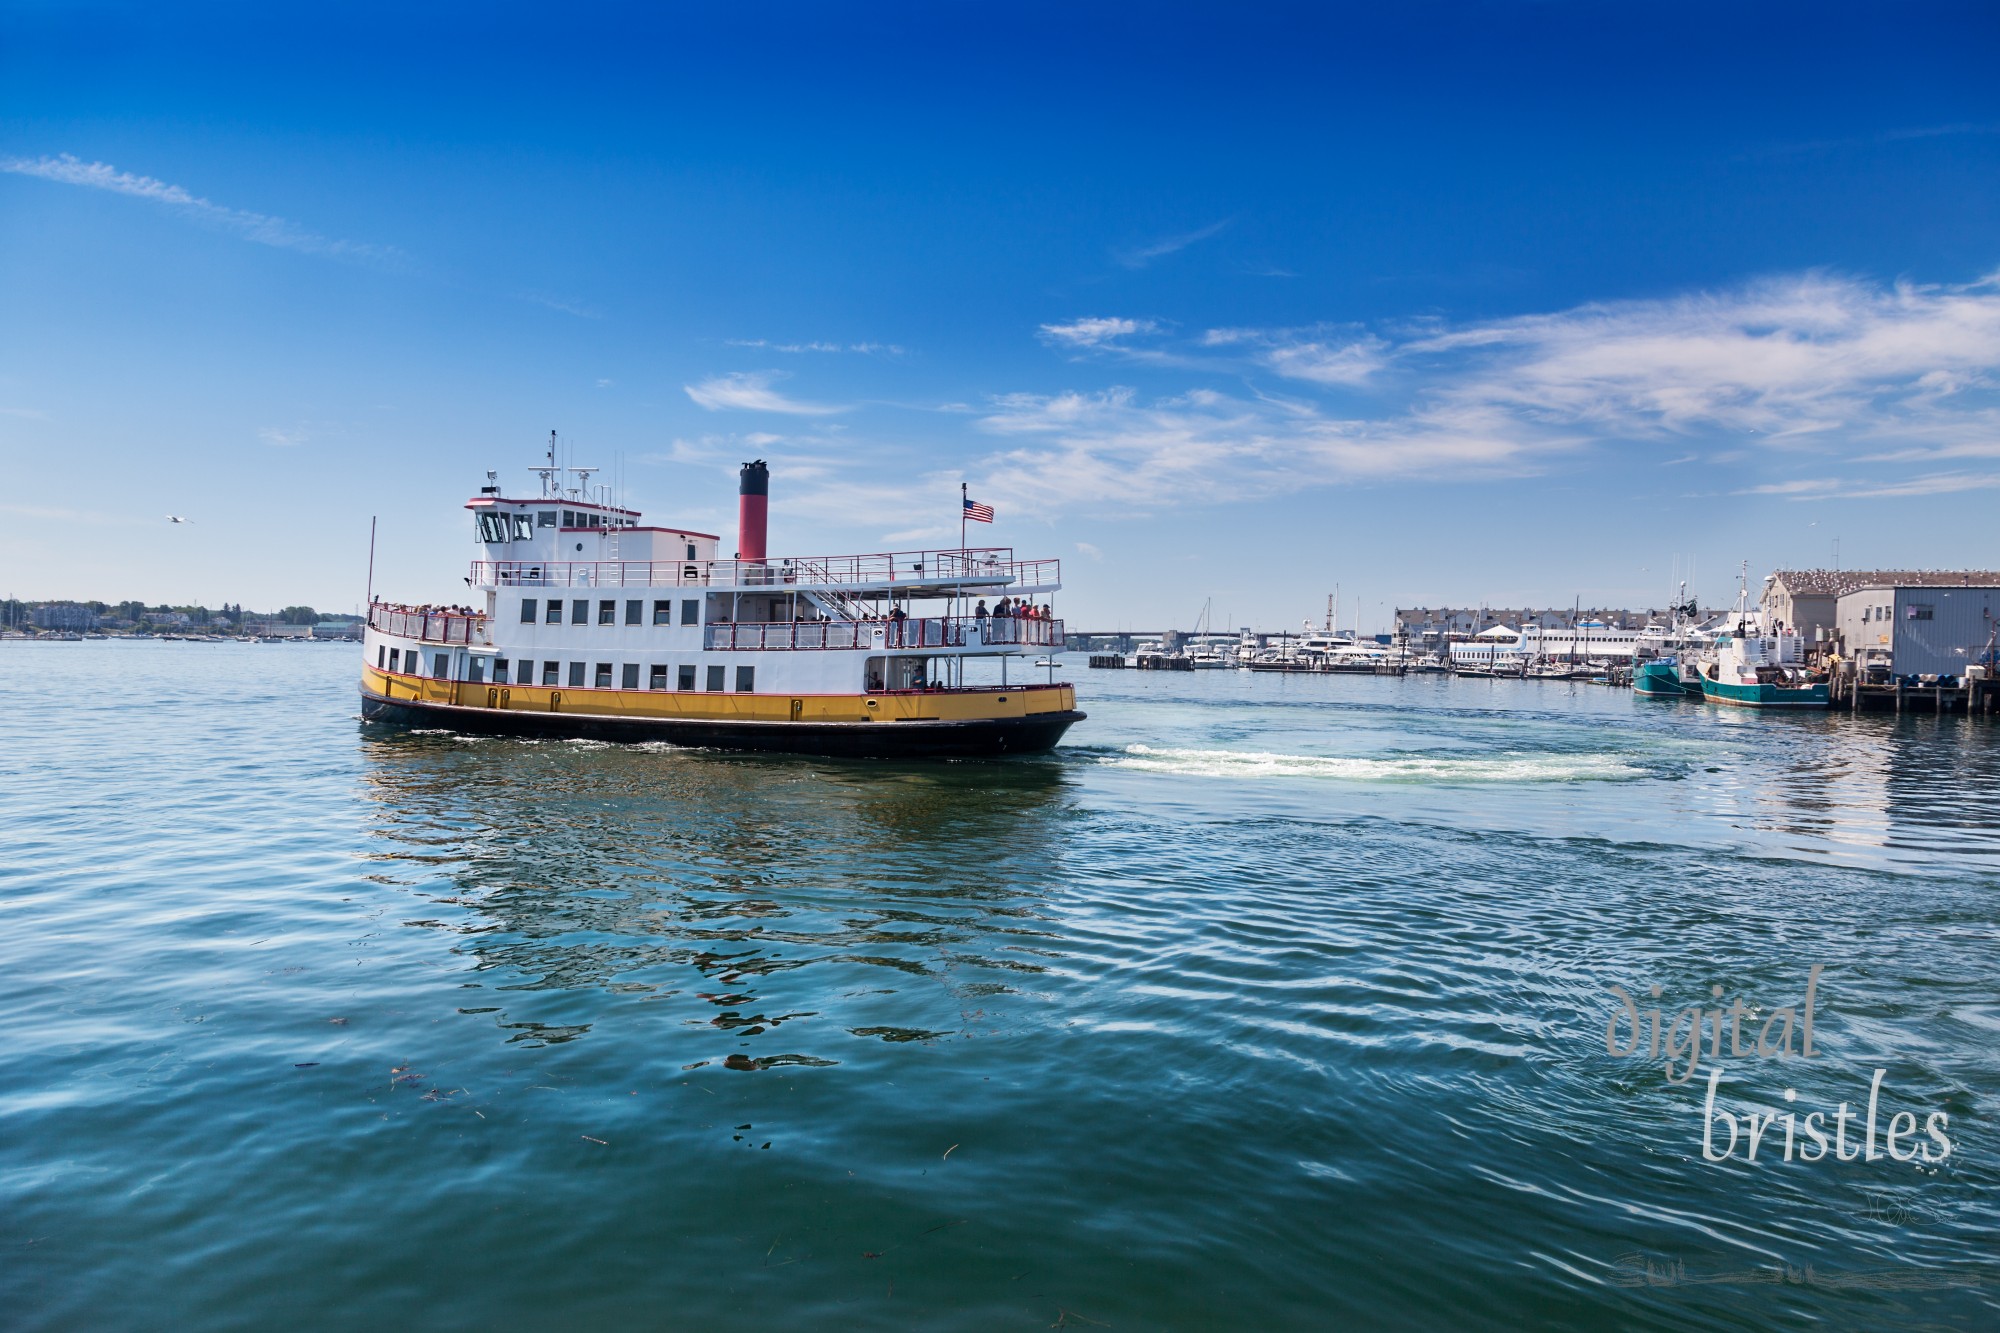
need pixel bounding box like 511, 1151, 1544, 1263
1632, 658, 1698, 698
1693, 572, 1828, 709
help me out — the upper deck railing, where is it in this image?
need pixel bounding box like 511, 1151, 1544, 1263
705, 614, 1065, 652
471, 548, 1060, 591
368, 602, 491, 645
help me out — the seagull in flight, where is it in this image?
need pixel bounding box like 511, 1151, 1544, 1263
167, 515, 190, 524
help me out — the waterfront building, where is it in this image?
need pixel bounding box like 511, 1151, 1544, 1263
1763, 569, 2000, 639
30, 603, 99, 632
1834, 581, 2000, 680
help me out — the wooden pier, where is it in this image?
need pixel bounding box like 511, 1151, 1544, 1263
1830, 669, 1996, 716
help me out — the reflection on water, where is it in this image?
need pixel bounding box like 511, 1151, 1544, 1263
1698, 708, 2000, 863
358, 734, 1078, 1058
8, 645, 2000, 1332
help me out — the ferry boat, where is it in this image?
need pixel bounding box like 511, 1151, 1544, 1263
360, 451, 1085, 757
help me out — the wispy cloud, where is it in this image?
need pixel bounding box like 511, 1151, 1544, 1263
974, 269, 2000, 515
0, 407, 50, 421
684, 371, 846, 415
1, 153, 403, 264
523, 292, 601, 319
1039, 317, 1159, 348
258, 426, 308, 447
725, 338, 906, 356
1113, 219, 1230, 269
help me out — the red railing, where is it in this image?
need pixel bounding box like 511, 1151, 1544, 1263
367, 602, 490, 645
472, 548, 1062, 591
704, 615, 1064, 651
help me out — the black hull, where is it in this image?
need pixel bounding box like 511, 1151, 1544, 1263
359, 690, 1084, 759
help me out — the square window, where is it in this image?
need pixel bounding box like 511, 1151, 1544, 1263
542, 661, 560, 686
681, 599, 700, 626
520, 598, 537, 623
625, 599, 642, 626
568, 661, 585, 688
706, 665, 725, 691
572, 599, 589, 624
546, 600, 563, 624
649, 665, 667, 689
537, 510, 556, 527
494, 657, 509, 680
735, 665, 755, 693
621, 663, 639, 689
595, 663, 613, 688
562, 510, 575, 526
433, 653, 449, 677
678, 665, 696, 690
653, 599, 671, 625
599, 599, 616, 625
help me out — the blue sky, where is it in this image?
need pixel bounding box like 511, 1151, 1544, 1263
4, 1, 1998, 631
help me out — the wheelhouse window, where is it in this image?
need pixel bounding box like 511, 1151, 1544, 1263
649, 665, 667, 689
542, 662, 560, 686
537, 510, 556, 527
682, 599, 700, 626
546, 600, 563, 624
571, 599, 589, 624
562, 510, 576, 526
520, 598, 538, 623
653, 599, 671, 625
735, 666, 755, 692
598, 599, 616, 625
685, 542, 697, 559
476, 512, 507, 542
625, 599, 642, 626
568, 662, 585, 688
511, 514, 534, 540
678, 665, 696, 690
595, 663, 613, 688
621, 663, 639, 689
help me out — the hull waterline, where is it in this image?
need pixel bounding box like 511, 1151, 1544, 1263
360, 687, 1084, 758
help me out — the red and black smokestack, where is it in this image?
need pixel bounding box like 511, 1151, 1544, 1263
738, 459, 769, 562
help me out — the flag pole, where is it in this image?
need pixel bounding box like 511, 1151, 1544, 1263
959, 481, 968, 627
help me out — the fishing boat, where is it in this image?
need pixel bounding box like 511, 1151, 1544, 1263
1692, 574, 1828, 709
360, 446, 1085, 757
1632, 658, 1700, 697
1631, 582, 1704, 699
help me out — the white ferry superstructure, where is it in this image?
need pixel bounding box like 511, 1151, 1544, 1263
360, 452, 1084, 757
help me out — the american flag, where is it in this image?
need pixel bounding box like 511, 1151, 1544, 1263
963, 497, 995, 523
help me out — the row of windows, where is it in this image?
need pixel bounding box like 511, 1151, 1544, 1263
380, 643, 752, 692
478, 510, 650, 542
381, 647, 451, 677
521, 597, 701, 627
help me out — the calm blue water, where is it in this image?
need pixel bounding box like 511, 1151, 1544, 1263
4, 643, 1996, 1330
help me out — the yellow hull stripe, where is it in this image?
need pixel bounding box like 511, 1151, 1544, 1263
361, 667, 1074, 724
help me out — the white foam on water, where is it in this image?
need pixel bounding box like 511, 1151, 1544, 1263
1108, 744, 1646, 784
